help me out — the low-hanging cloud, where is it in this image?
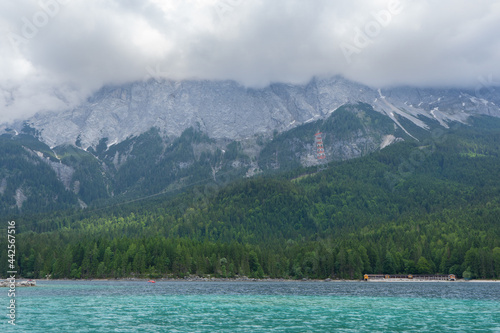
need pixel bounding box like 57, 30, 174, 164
1, 0, 499, 123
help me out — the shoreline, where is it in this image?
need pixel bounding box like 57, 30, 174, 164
9, 277, 499, 284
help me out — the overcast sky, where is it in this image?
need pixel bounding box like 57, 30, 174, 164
1, 0, 500, 123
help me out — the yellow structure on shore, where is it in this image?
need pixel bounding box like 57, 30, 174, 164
364, 274, 456, 281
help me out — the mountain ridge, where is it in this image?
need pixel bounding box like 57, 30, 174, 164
3, 76, 499, 149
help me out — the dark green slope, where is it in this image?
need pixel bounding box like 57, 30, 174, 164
52, 144, 111, 204
99, 127, 249, 200
0, 127, 252, 216
0, 134, 78, 215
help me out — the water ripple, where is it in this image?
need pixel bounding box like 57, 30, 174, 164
2, 281, 499, 332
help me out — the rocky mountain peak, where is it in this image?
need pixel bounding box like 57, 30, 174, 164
3, 76, 500, 149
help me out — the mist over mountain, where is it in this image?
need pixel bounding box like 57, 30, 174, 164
3, 76, 500, 149
2, 0, 500, 125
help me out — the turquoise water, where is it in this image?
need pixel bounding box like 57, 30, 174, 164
2, 281, 499, 332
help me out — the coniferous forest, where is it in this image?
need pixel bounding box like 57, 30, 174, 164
1, 116, 500, 280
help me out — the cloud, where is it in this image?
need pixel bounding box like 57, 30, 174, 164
1, 0, 499, 123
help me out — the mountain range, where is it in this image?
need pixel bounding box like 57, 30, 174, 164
4, 76, 500, 148
1, 76, 499, 216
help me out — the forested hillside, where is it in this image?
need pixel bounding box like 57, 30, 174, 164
1, 116, 500, 280
0, 126, 250, 216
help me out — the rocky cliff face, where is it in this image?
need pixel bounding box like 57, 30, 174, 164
7, 76, 500, 149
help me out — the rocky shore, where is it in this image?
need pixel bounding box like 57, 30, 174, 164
8, 276, 498, 284
0, 279, 36, 287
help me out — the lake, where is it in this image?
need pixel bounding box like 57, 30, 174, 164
2, 281, 499, 332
